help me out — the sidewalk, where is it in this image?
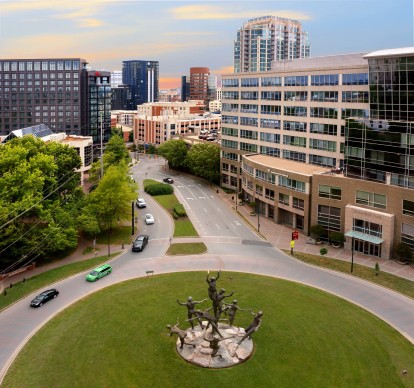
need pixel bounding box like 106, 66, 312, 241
214, 188, 414, 283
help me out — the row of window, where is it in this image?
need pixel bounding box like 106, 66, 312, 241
222, 73, 368, 88
0, 60, 82, 71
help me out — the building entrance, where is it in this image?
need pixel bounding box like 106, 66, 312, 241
354, 239, 381, 257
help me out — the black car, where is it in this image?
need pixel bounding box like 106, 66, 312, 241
163, 177, 174, 184
132, 235, 149, 252
30, 289, 59, 307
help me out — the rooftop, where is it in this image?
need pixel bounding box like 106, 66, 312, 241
244, 154, 332, 176
363, 47, 414, 59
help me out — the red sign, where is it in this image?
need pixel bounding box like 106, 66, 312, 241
292, 231, 299, 240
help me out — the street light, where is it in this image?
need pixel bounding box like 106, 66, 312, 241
100, 111, 104, 179
351, 235, 355, 273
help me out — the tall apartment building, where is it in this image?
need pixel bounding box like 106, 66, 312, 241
0, 59, 111, 143
220, 48, 414, 260
234, 16, 310, 73
181, 75, 190, 102
122, 60, 159, 109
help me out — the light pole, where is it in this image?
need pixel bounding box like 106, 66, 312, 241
257, 200, 260, 233
351, 235, 354, 273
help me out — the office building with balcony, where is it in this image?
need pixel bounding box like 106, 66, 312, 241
221, 48, 414, 259
234, 16, 310, 73
122, 60, 159, 109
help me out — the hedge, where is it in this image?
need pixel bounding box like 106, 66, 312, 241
173, 204, 187, 218
144, 183, 174, 196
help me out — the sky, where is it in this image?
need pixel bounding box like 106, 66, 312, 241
0, 0, 413, 89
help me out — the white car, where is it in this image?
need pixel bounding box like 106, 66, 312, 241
136, 198, 147, 208
145, 213, 155, 225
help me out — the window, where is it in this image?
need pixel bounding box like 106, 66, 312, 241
222, 115, 238, 124
283, 135, 306, 148
278, 176, 305, 192
319, 185, 341, 200
261, 91, 281, 101
240, 130, 257, 139
310, 123, 337, 135
284, 76, 308, 86
240, 142, 257, 152
221, 139, 238, 149
284, 106, 307, 117
318, 205, 341, 231
403, 200, 414, 217
353, 219, 382, 237
261, 77, 281, 86
284, 121, 306, 132
310, 107, 338, 119
260, 132, 280, 143
240, 117, 258, 127
311, 91, 338, 102
260, 118, 280, 129
309, 139, 336, 152
222, 78, 239, 87
342, 73, 368, 85
283, 150, 306, 163
309, 155, 336, 167
292, 197, 304, 210
261, 105, 281, 115
260, 146, 280, 157
241, 78, 259, 87
222, 127, 238, 137
279, 193, 289, 205
402, 223, 414, 250
265, 188, 274, 200
356, 191, 386, 209
311, 74, 339, 86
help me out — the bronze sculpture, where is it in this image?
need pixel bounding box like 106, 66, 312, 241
206, 270, 220, 301
177, 296, 207, 329
166, 318, 196, 349
222, 299, 251, 326
238, 310, 263, 344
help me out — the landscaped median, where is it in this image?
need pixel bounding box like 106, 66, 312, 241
0, 253, 119, 312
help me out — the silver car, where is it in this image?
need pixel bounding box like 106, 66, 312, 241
145, 213, 155, 225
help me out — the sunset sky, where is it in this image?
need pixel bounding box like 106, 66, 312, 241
0, 0, 412, 89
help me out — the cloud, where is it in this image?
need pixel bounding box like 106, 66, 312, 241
170, 5, 311, 21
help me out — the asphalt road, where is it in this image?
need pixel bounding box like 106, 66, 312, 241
1, 156, 414, 383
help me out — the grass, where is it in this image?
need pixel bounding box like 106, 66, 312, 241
284, 250, 414, 299
4, 272, 414, 388
166, 243, 207, 255
0, 253, 119, 312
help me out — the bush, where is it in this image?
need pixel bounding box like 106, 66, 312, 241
173, 204, 187, 218
310, 224, 327, 241
394, 242, 413, 264
320, 247, 328, 256
144, 183, 174, 196
329, 231, 345, 246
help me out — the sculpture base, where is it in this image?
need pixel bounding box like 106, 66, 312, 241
175, 322, 254, 368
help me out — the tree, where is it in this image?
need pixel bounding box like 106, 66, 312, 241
157, 140, 188, 169
87, 163, 136, 233
0, 136, 82, 271
186, 143, 220, 184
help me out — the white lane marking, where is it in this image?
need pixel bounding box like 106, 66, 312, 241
217, 208, 222, 213
199, 196, 206, 199
215, 224, 221, 230
187, 198, 194, 200
234, 221, 241, 226
203, 208, 208, 213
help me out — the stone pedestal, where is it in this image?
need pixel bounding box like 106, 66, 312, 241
175, 322, 254, 368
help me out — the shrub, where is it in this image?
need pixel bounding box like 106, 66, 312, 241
394, 242, 413, 264
310, 224, 327, 241
173, 204, 187, 218
144, 183, 174, 196
329, 231, 345, 246
320, 247, 328, 256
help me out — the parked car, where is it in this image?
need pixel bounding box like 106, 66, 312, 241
136, 198, 147, 208
30, 289, 59, 307
132, 235, 149, 252
163, 177, 174, 184
86, 264, 112, 282
145, 213, 155, 225
206, 136, 215, 141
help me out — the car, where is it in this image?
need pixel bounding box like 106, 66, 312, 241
30, 289, 59, 307
129, 174, 135, 182
206, 136, 216, 141
86, 264, 112, 282
145, 213, 155, 225
132, 234, 149, 252
163, 177, 174, 184
136, 198, 147, 208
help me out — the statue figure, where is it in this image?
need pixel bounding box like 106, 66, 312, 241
203, 331, 233, 358
223, 299, 250, 326
213, 288, 235, 320
177, 296, 207, 329
191, 308, 223, 338
238, 310, 263, 344
166, 318, 195, 349
206, 270, 220, 301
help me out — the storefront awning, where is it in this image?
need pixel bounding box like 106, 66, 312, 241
345, 230, 384, 245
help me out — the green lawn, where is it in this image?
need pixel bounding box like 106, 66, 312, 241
166, 243, 207, 255
0, 253, 119, 312
4, 272, 414, 388
285, 250, 414, 299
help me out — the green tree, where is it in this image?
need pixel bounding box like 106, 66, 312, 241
157, 140, 188, 169
394, 242, 413, 264
0, 136, 82, 271
186, 143, 220, 184
87, 164, 136, 233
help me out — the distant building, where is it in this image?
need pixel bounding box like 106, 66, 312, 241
0, 58, 111, 143
159, 88, 181, 102
111, 110, 136, 127
181, 75, 190, 102
122, 60, 159, 109
209, 100, 221, 113
133, 101, 220, 145
190, 67, 210, 108
234, 16, 310, 73
111, 84, 131, 110
110, 70, 123, 88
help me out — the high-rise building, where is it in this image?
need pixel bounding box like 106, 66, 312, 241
220, 47, 414, 260
0, 58, 111, 143
111, 85, 132, 110
234, 16, 310, 73
122, 60, 159, 109
110, 70, 123, 88
189, 67, 210, 109
181, 75, 190, 102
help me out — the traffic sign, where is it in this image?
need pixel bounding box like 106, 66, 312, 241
292, 230, 299, 240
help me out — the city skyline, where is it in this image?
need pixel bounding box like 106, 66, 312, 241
0, 0, 412, 89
